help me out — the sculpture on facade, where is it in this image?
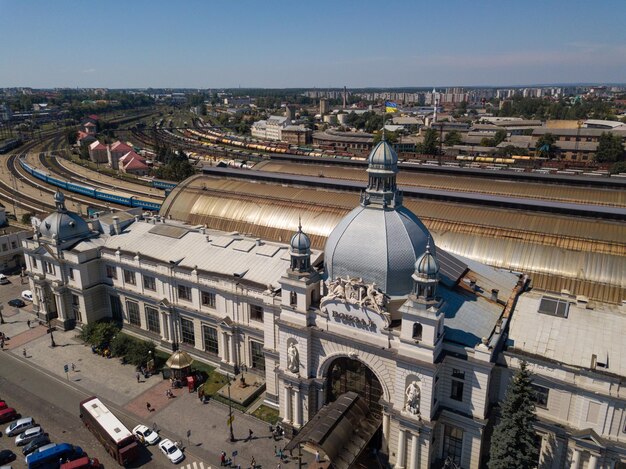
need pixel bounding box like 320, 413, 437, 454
287, 341, 300, 373
361, 282, 385, 315
405, 380, 421, 415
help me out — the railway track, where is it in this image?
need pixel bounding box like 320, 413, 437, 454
39, 153, 165, 199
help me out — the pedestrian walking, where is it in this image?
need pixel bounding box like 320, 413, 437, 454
250, 456, 256, 469
146, 402, 152, 412
247, 428, 254, 441
276, 464, 281, 469
71, 363, 76, 372
27, 319, 30, 328
136, 371, 141, 382
1, 338, 4, 349
220, 451, 226, 466
315, 450, 320, 462
22, 348, 26, 357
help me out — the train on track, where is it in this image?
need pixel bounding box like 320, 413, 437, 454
20, 157, 163, 211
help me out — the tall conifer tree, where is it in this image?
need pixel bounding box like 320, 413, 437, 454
488, 362, 539, 469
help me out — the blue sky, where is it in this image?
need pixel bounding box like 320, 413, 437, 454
1, 0, 625, 88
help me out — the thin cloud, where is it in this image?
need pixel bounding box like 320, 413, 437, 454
82, 68, 96, 74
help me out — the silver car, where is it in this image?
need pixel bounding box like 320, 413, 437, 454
15, 427, 44, 446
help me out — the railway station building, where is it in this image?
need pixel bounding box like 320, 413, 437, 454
20, 141, 626, 468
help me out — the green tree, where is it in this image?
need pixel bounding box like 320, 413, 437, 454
418, 128, 439, 155
78, 320, 120, 347
480, 137, 496, 147
443, 130, 462, 146
595, 132, 625, 163
373, 131, 398, 144
488, 362, 539, 469
609, 161, 626, 174
493, 129, 508, 146
536, 133, 557, 159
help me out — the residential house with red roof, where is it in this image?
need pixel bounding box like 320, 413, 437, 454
88, 141, 108, 164
119, 151, 149, 176
108, 141, 134, 169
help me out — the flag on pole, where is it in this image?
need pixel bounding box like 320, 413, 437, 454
385, 101, 399, 113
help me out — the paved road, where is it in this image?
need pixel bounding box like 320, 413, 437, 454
0, 273, 315, 469
0, 350, 171, 468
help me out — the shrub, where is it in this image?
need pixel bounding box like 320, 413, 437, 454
78, 320, 120, 346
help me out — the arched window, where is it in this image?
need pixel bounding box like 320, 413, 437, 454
290, 291, 297, 307
412, 322, 423, 341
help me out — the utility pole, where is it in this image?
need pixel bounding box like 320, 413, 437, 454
227, 374, 235, 442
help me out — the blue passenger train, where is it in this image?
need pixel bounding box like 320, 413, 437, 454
20, 157, 163, 211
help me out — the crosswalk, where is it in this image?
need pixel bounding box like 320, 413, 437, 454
180, 462, 211, 469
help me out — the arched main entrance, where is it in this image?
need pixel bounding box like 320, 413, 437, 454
326, 356, 384, 415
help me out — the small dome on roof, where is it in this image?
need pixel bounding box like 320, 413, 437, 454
415, 241, 439, 277
290, 222, 311, 253
368, 140, 398, 170
39, 191, 92, 245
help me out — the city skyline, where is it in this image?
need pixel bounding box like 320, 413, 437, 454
1, 0, 626, 88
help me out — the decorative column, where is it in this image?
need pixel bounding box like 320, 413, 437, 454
606, 459, 616, 469
409, 432, 419, 469
294, 387, 302, 427
382, 412, 391, 452
229, 333, 236, 366
317, 386, 325, 411
222, 333, 230, 363
284, 386, 292, 423
570, 449, 581, 469
587, 454, 598, 469
397, 428, 407, 469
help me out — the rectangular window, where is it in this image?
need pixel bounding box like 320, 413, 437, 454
11, 241, 17, 250
531, 384, 549, 409
443, 425, 464, 466
123, 269, 136, 285
71, 294, 81, 323
201, 291, 216, 308
32, 257, 38, 269
126, 300, 140, 326
450, 380, 464, 401
1, 243, 7, 252
203, 325, 219, 355
106, 265, 117, 279
143, 275, 156, 291
452, 368, 465, 380
180, 318, 195, 345
68, 268, 74, 280
145, 306, 160, 334
178, 285, 192, 302
250, 304, 264, 322
45, 262, 55, 275
250, 340, 265, 371
110, 295, 123, 321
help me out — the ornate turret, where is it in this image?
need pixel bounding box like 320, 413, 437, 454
289, 218, 311, 273
54, 190, 67, 212
412, 238, 440, 301
361, 139, 402, 208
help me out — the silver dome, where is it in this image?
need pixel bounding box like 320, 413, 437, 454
290, 229, 311, 253
368, 140, 398, 170
39, 191, 92, 244
415, 243, 439, 277
324, 205, 431, 297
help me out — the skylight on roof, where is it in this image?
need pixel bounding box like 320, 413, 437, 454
538, 296, 570, 318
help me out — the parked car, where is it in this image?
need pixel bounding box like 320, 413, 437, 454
158, 439, 184, 464
7, 299, 25, 308
16, 426, 45, 446
0, 407, 18, 423
22, 434, 51, 456
21, 290, 33, 301
0, 400, 8, 410
5, 417, 35, 437
0, 274, 9, 284
0, 449, 16, 465
60, 456, 101, 468
132, 424, 160, 445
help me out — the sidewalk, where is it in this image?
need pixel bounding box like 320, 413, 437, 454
6, 327, 315, 469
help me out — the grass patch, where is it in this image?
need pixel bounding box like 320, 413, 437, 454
252, 405, 280, 425
200, 371, 228, 396
211, 393, 247, 413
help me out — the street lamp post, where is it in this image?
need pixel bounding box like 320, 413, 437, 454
48, 314, 56, 347
226, 374, 235, 442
